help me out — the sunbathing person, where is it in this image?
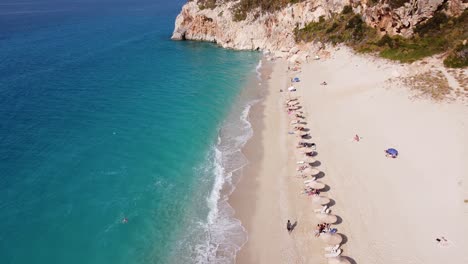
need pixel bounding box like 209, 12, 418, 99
315, 224, 323, 237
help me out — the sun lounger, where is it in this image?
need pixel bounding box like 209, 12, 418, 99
303, 179, 317, 184
320, 205, 329, 214
314, 205, 328, 213
325, 244, 340, 252
324, 249, 342, 258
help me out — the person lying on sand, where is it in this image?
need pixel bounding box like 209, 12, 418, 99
315, 224, 323, 237
320, 81, 327, 85
354, 134, 361, 142
436, 236, 452, 247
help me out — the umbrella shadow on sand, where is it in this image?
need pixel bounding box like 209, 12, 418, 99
320, 185, 331, 192
342, 256, 357, 264
340, 234, 349, 245
327, 198, 336, 207
334, 215, 343, 225
309, 160, 321, 166
291, 220, 298, 231
314, 171, 325, 179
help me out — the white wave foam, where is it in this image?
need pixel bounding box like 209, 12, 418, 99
255, 60, 262, 81
191, 100, 258, 264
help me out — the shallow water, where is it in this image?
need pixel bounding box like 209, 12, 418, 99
0, 1, 260, 263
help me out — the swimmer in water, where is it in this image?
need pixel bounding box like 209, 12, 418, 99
122, 218, 128, 224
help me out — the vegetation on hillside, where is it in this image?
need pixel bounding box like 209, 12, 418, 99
232, 0, 304, 21
193, 0, 306, 20
294, 6, 468, 68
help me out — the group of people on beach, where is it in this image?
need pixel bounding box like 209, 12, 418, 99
314, 223, 331, 237
282, 79, 349, 260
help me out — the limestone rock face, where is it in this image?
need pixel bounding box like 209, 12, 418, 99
172, 0, 467, 51
361, 0, 467, 37
172, 1, 350, 52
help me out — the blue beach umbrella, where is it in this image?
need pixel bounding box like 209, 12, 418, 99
386, 148, 398, 156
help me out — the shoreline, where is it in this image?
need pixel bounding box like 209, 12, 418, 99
229, 47, 468, 263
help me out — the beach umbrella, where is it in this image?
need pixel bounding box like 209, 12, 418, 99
304, 156, 316, 163
312, 196, 330, 205
312, 202, 324, 209
290, 120, 300, 125
386, 148, 398, 156
328, 257, 351, 264
316, 213, 338, 224
299, 131, 309, 136
302, 149, 315, 156
303, 167, 320, 176
321, 233, 342, 245
306, 181, 325, 189
288, 86, 296, 91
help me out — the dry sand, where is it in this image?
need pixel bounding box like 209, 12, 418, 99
230, 48, 468, 264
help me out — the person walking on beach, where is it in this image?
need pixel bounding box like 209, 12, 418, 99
287, 220, 292, 233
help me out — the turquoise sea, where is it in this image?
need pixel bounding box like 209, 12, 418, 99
0, 1, 261, 263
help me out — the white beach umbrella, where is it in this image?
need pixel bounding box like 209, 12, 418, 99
321, 233, 343, 245
328, 257, 351, 264
316, 213, 338, 224
312, 196, 330, 205
299, 131, 309, 136
310, 168, 320, 176
306, 181, 325, 189
312, 202, 324, 209
290, 120, 300, 125
303, 167, 320, 176
304, 156, 316, 163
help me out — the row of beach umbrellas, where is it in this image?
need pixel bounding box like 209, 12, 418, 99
285, 95, 352, 264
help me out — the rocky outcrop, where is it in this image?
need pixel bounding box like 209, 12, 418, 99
172, 0, 467, 53
172, 0, 349, 54
362, 0, 467, 37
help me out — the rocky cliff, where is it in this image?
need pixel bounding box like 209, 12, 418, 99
172, 0, 466, 56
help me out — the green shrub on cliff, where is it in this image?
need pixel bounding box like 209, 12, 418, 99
232, 0, 305, 21
295, 8, 468, 67
294, 12, 376, 45
197, 0, 218, 10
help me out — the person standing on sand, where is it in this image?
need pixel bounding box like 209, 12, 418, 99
287, 220, 292, 233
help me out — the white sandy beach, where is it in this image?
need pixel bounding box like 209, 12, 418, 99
230, 48, 468, 264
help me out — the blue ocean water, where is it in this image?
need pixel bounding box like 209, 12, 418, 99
0, 1, 260, 263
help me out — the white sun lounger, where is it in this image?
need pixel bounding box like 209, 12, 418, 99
324, 249, 342, 258
321, 205, 329, 214
303, 179, 317, 184
325, 244, 340, 252
314, 205, 328, 213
